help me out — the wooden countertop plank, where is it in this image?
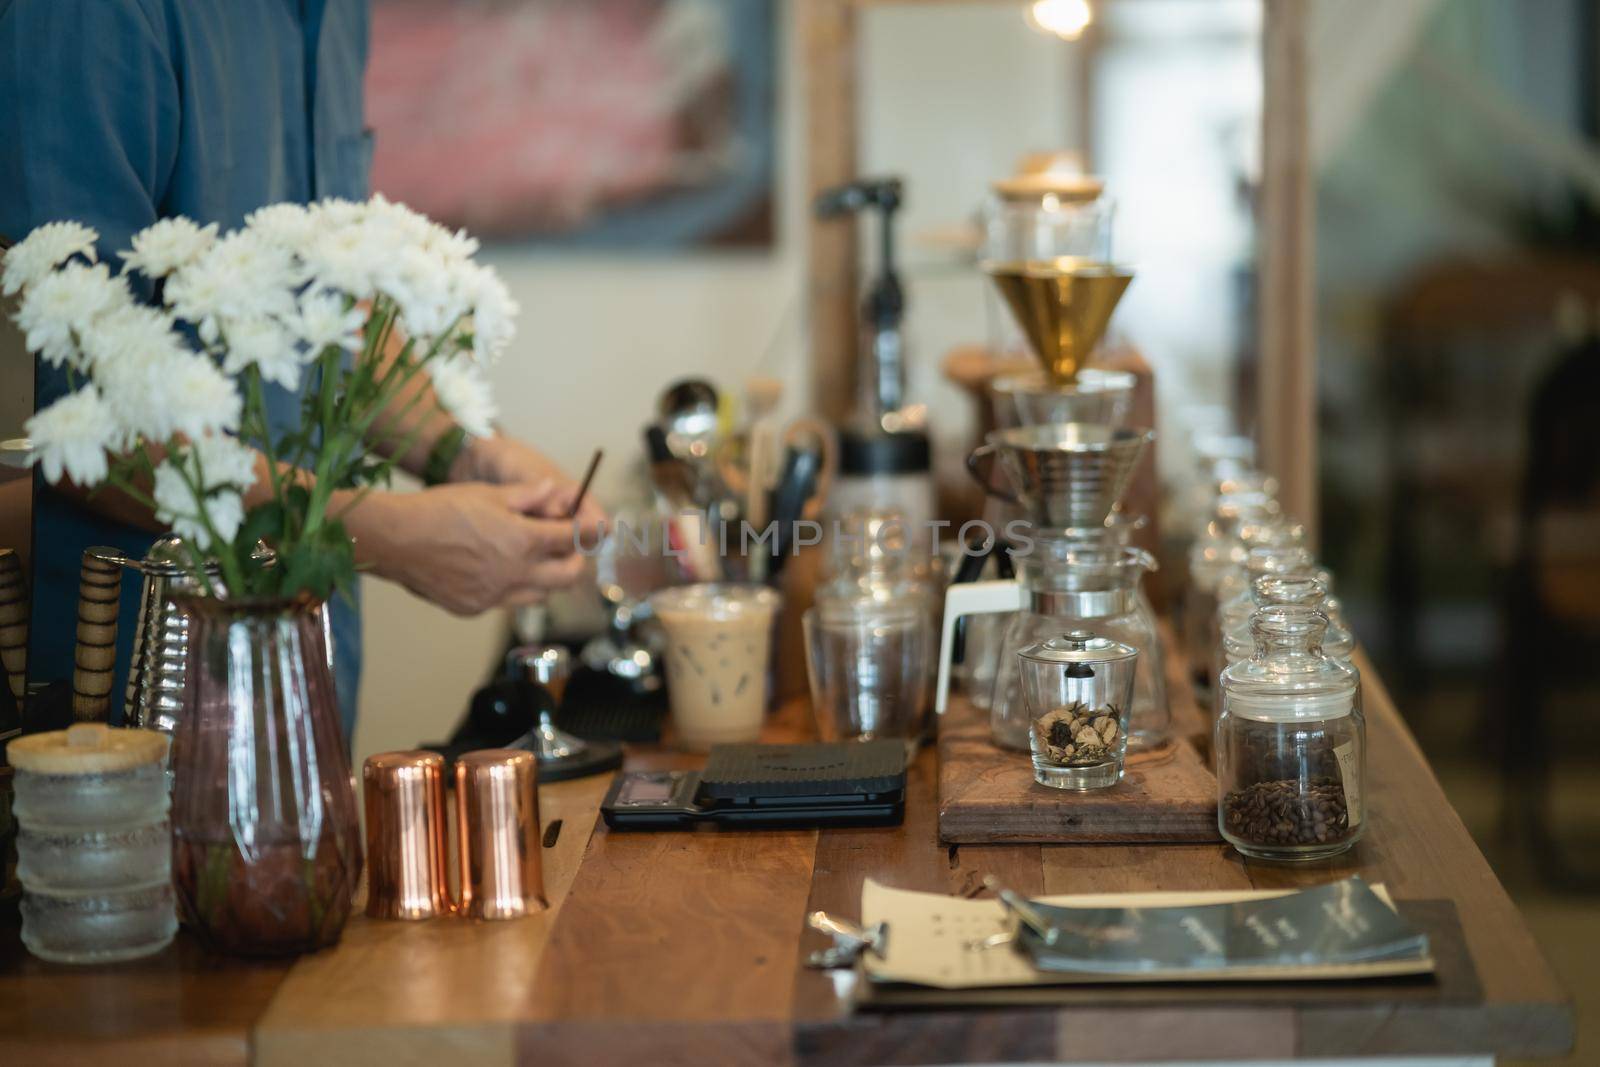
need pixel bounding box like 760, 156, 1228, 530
0, 635, 1572, 1063
252, 772, 614, 1067
0, 923, 290, 1066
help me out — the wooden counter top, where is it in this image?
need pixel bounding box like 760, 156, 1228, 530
0, 647, 1573, 1066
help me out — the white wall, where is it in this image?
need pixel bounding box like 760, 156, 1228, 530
354, 1, 1076, 761
354, 1, 809, 761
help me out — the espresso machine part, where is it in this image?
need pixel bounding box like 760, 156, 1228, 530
506, 644, 623, 782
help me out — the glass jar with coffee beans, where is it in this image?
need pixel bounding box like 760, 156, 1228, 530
1216, 606, 1364, 861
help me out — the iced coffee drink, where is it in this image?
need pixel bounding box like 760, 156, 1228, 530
648, 584, 781, 752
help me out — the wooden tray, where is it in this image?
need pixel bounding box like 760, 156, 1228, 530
937, 697, 1221, 844
936, 623, 1221, 844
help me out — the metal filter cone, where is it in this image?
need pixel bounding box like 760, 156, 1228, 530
979, 423, 1153, 528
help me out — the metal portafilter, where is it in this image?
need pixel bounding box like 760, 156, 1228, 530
506, 644, 622, 781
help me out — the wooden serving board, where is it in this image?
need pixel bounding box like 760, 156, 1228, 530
937, 697, 1221, 844
937, 623, 1221, 844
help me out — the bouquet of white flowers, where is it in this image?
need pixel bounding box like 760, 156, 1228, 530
3, 196, 515, 600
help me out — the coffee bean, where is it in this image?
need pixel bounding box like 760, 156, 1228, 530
1222, 777, 1351, 849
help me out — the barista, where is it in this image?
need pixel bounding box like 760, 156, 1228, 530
0, 0, 605, 735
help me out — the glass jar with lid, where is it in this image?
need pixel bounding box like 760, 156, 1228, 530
1020, 630, 1137, 790
1221, 574, 1355, 674
1184, 490, 1280, 694
1216, 607, 1364, 861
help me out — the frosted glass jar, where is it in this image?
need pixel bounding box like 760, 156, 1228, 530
9, 724, 176, 963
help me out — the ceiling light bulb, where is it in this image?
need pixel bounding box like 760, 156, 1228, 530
1027, 0, 1092, 41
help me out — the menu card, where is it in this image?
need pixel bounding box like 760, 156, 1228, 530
860, 878, 1434, 990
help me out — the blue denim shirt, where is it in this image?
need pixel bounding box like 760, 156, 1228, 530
1, 0, 371, 735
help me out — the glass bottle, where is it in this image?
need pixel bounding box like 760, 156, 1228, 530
1216, 607, 1364, 861
170, 597, 361, 956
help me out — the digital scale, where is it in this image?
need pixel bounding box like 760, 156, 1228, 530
601, 740, 907, 830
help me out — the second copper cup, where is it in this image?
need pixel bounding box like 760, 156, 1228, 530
455, 749, 547, 920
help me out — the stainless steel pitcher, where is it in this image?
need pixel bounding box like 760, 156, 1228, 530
95, 536, 330, 734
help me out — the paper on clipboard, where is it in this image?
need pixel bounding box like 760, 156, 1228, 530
859, 879, 1435, 990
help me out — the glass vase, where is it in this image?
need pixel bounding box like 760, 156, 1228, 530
170, 596, 361, 956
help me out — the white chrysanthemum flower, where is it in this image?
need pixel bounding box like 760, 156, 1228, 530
1, 221, 99, 296
296, 288, 366, 356
152, 435, 256, 550
220, 316, 301, 390
428, 356, 497, 437
165, 354, 243, 438
455, 262, 517, 363
243, 203, 316, 249
25, 386, 116, 486
119, 217, 218, 278
77, 303, 183, 373
165, 231, 298, 340
379, 244, 460, 340
309, 197, 368, 229
13, 262, 130, 367
188, 432, 259, 492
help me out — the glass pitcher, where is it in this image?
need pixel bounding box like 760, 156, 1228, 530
938, 532, 1167, 752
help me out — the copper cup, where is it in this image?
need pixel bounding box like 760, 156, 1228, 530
363, 750, 451, 920
455, 749, 546, 920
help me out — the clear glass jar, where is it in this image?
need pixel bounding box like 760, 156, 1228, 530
8, 723, 176, 963
1211, 543, 1316, 685
1020, 631, 1137, 790
1221, 575, 1355, 672
1216, 607, 1365, 861
1184, 490, 1280, 693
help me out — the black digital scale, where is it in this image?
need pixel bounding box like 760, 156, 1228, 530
601, 740, 907, 830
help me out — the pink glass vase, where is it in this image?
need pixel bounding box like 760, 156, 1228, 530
170, 596, 361, 956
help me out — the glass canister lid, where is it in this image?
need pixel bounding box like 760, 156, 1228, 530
1019, 630, 1136, 666
7, 723, 169, 775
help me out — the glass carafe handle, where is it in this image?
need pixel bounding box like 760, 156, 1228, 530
935, 579, 1026, 714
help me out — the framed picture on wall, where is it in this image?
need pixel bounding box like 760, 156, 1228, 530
367, 0, 777, 249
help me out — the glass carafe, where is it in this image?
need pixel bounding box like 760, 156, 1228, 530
989, 537, 1166, 752
1216, 607, 1364, 861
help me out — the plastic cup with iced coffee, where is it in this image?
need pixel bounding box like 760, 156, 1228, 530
648, 583, 782, 751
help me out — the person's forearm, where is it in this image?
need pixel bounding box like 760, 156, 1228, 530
359, 309, 458, 478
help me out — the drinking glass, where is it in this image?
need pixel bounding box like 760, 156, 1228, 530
648, 584, 781, 752
804, 592, 930, 757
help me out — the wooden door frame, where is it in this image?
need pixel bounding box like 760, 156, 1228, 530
800, 0, 1317, 528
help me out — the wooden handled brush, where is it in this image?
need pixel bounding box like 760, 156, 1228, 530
0, 548, 26, 704
72, 548, 125, 723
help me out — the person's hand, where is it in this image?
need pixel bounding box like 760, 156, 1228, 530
345, 483, 587, 616
450, 434, 607, 543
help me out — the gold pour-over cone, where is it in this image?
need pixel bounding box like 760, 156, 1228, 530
986, 258, 1134, 381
